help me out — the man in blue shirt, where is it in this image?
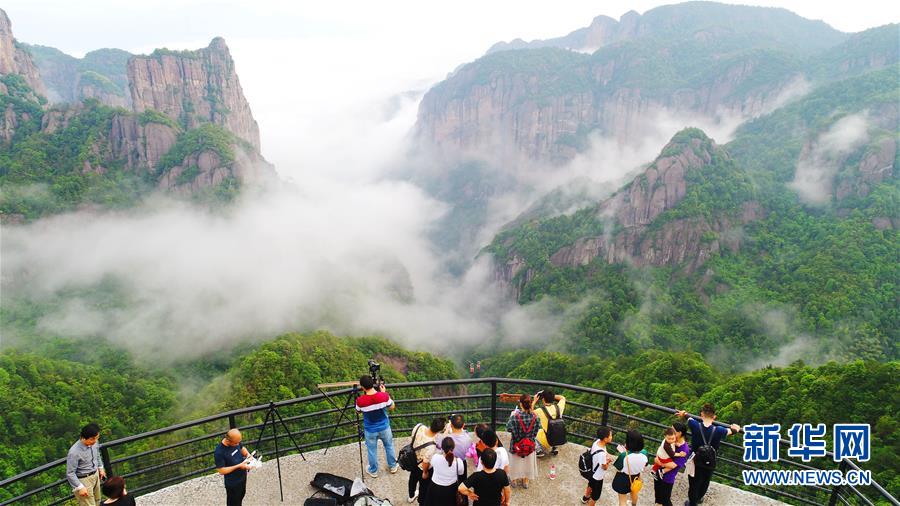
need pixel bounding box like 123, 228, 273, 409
66, 423, 106, 506
214, 428, 251, 506
676, 404, 742, 506
355, 374, 398, 477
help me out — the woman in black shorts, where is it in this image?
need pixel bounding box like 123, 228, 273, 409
612, 430, 649, 506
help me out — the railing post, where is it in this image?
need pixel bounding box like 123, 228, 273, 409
601, 394, 610, 427
228, 414, 237, 429
828, 459, 848, 506
100, 446, 113, 477
490, 380, 498, 430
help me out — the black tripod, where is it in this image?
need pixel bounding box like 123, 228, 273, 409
252, 402, 306, 502
316, 382, 366, 481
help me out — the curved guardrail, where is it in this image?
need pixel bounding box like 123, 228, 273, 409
1, 377, 896, 505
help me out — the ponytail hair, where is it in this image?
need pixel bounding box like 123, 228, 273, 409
519, 394, 532, 411
442, 436, 455, 466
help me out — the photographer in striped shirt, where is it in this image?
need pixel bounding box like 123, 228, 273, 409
355, 374, 399, 477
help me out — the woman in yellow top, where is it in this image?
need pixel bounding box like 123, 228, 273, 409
533, 390, 566, 457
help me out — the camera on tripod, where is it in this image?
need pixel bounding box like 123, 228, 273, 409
367, 359, 384, 387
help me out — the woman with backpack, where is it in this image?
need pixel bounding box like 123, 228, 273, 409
404, 417, 446, 504
505, 394, 539, 489
611, 429, 648, 506
426, 437, 465, 506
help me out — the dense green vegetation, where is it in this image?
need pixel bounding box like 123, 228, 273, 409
157, 123, 236, 172
26, 44, 132, 103
434, 47, 591, 102
728, 65, 900, 185
0, 331, 458, 481
0, 349, 178, 481
0, 98, 152, 218
487, 118, 897, 364
0, 77, 247, 218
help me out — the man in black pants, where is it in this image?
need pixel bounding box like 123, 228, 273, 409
214, 429, 252, 506
676, 404, 742, 506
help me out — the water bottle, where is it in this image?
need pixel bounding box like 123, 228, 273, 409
549, 463, 557, 480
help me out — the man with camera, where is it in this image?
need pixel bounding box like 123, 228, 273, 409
355, 368, 399, 478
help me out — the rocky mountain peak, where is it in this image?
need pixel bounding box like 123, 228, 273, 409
128, 36, 261, 152
599, 128, 713, 228
0, 8, 47, 96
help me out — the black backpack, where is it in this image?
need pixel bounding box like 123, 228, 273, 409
540, 404, 567, 447
398, 424, 435, 472
578, 448, 603, 480
694, 423, 717, 469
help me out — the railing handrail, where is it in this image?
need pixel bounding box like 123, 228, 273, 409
1, 377, 895, 506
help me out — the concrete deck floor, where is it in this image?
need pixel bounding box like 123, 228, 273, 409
139, 433, 787, 505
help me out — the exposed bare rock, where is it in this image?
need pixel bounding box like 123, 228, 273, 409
108, 114, 179, 173
157, 144, 274, 194
0, 9, 47, 97
128, 38, 261, 152
835, 137, 896, 200
0, 103, 17, 143
493, 254, 535, 302
493, 131, 761, 298
40, 105, 81, 133
417, 51, 801, 162
598, 144, 705, 227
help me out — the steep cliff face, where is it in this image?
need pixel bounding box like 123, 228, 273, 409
417, 47, 802, 161
492, 130, 761, 298
107, 114, 179, 172
0, 9, 46, 97
128, 38, 261, 152
156, 144, 274, 194
418, 4, 867, 163
416, 50, 596, 162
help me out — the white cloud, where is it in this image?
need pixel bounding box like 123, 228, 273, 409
789, 113, 870, 205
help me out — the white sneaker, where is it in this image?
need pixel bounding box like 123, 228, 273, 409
390, 463, 400, 474
367, 470, 378, 478
408, 490, 419, 503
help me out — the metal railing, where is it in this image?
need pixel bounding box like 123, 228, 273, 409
1, 378, 896, 505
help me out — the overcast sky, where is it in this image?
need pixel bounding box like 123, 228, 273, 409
3, 0, 898, 177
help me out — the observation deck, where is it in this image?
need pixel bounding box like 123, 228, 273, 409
1, 378, 896, 505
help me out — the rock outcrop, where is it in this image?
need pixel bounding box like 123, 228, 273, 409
493, 130, 762, 298
835, 137, 896, 201
0, 9, 46, 96
107, 114, 179, 172
417, 3, 868, 163
417, 48, 804, 162
128, 38, 261, 152
26, 45, 132, 107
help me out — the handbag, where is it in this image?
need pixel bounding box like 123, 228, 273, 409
625, 453, 643, 494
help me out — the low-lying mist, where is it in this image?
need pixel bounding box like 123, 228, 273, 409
0, 79, 825, 371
